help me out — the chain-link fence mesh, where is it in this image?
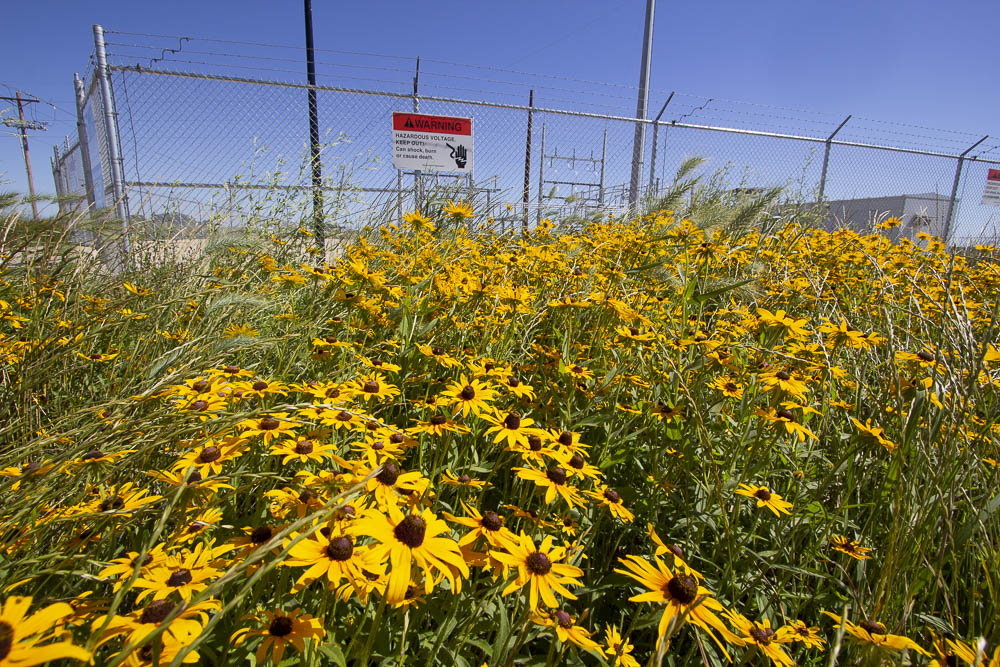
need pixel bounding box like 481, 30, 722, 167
57, 28, 1000, 253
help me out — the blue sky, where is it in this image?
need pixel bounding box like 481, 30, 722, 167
3, 0, 999, 228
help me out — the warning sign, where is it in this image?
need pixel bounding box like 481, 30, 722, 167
392, 112, 473, 175
983, 169, 1000, 206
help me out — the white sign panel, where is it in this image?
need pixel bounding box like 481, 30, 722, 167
983, 169, 1000, 206
392, 112, 473, 175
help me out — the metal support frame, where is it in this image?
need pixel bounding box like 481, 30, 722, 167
522, 89, 533, 234
93, 24, 131, 264
73, 72, 97, 211
537, 124, 545, 225
817, 114, 851, 201
944, 134, 989, 245
647, 91, 674, 195
628, 0, 655, 210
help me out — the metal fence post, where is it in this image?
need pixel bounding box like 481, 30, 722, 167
628, 0, 655, 211
944, 134, 989, 245
817, 115, 850, 201
522, 89, 534, 234
92, 24, 130, 266
412, 57, 423, 209
647, 91, 674, 195
537, 123, 546, 225
599, 129, 607, 206
73, 72, 97, 211
303, 0, 324, 254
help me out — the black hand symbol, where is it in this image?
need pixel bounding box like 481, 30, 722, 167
447, 143, 468, 169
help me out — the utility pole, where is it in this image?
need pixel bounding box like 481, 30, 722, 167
304, 0, 324, 255
628, 0, 655, 211
1, 91, 46, 219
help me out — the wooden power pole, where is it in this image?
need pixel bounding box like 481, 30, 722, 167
2, 91, 47, 220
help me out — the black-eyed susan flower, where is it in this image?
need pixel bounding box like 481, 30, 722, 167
604, 624, 641, 667
532, 609, 602, 653
352, 505, 468, 603
440, 375, 495, 417
98, 543, 170, 591
231, 608, 325, 665
417, 343, 463, 369
491, 532, 584, 610
483, 410, 538, 448
439, 469, 487, 490
583, 485, 634, 522
353, 373, 400, 402
775, 620, 826, 650
92, 598, 219, 663
442, 502, 516, 549
724, 612, 795, 667
513, 465, 585, 509
269, 438, 338, 465
0, 596, 90, 664
283, 528, 382, 590
820, 612, 930, 657
615, 554, 741, 654
132, 543, 224, 602
239, 413, 298, 443
830, 535, 872, 560
173, 436, 247, 475
735, 484, 793, 516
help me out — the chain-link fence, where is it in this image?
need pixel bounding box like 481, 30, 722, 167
56, 26, 1000, 252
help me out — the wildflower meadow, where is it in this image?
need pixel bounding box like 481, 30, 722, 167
0, 190, 998, 666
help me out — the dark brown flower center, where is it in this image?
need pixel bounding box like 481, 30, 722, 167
269, 615, 294, 637
528, 435, 542, 451
917, 350, 934, 362
198, 446, 221, 463
252, 381, 269, 391
724, 382, 738, 392
100, 496, 125, 512
754, 488, 772, 501
192, 380, 209, 392
572, 365, 584, 373
629, 327, 640, 336
377, 462, 401, 486
558, 431, 574, 446
389, 433, 404, 444
525, 551, 552, 575
554, 610, 574, 628
665, 574, 698, 604
187, 470, 203, 484
326, 536, 354, 561
139, 600, 176, 625
251, 526, 273, 544
775, 370, 791, 381
567, 453, 585, 470
546, 467, 567, 485
457, 474, 472, 484
748, 626, 774, 645
481, 511, 503, 531
325, 387, 340, 399
507, 377, 520, 387
166, 568, 193, 587
430, 415, 447, 425
132, 553, 154, 568
294, 440, 314, 455
460, 385, 476, 400
259, 417, 280, 430
81, 449, 104, 460
504, 413, 521, 430
775, 409, 795, 421
224, 365, 240, 374
603, 488, 621, 503
298, 489, 316, 504
393, 515, 426, 548
190, 400, 209, 411
432, 346, 445, 356
336, 411, 352, 422
363, 381, 380, 394
859, 620, 887, 635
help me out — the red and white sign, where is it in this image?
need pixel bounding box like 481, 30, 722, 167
392, 112, 473, 175
983, 169, 1000, 206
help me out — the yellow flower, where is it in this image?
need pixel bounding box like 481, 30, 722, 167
491, 532, 584, 610
821, 611, 930, 656
0, 596, 90, 664
830, 535, 872, 560
532, 609, 602, 653
734, 484, 793, 516
231, 608, 326, 665
443, 200, 474, 219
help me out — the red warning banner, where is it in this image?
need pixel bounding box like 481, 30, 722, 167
988, 169, 1000, 182
392, 112, 471, 136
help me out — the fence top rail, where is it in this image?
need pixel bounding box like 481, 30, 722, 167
109, 64, 1000, 166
